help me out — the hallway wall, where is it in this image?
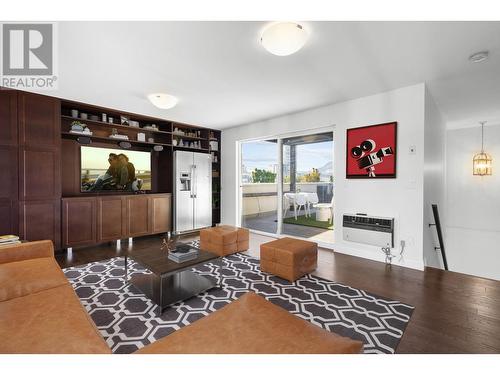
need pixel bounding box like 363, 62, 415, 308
422, 88, 447, 269
445, 123, 500, 280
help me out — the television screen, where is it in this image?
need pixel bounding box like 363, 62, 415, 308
80, 146, 152, 192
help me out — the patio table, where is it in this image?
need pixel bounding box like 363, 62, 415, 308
284, 192, 317, 219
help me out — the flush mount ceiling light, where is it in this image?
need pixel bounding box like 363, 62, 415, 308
147, 93, 178, 109
469, 51, 489, 63
260, 22, 308, 56
473, 121, 492, 176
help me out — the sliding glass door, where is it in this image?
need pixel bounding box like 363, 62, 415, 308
281, 132, 334, 244
239, 130, 334, 244
240, 139, 279, 235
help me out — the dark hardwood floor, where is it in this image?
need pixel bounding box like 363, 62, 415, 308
55, 233, 500, 354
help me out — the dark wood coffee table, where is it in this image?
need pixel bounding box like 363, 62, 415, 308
124, 244, 222, 314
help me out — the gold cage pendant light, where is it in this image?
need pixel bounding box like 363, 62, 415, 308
473, 121, 492, 176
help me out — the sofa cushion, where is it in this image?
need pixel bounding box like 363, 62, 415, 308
135, 292, 363, 354
0, 257, 68, 302
0, 284, 111, 354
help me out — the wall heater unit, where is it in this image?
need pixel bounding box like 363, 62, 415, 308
342, 214, 395, 248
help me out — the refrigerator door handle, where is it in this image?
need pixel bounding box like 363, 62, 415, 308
192, 164, 197, 198
190, 164, 195, 198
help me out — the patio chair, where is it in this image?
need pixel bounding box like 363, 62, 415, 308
283, 194, 292, 218
305, 192, 319, 217
294, 193, 308, 220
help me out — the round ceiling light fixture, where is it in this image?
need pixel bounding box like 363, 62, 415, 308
147, 93, 178, 109
260, 22, 308, 56
469, 50, 489, 63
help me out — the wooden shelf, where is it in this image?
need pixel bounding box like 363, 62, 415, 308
62, 132, 171, 148
173, 145, 209, 152
172, 132, 206, 141
62, 115, 171, 135
61, 99, 174, 124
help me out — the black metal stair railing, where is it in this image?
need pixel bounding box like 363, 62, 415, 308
429, 204, 449, 271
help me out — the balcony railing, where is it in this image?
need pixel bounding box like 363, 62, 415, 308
242, 182, 333, 217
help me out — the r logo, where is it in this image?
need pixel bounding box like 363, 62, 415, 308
2, 23, 53, 76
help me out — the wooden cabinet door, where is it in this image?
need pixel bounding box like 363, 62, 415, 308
62, 198, 96, 248
19, 146, 61, 201
0, 90, 18, 147
0, 199, 18, 236
151, 194, 171, 234
0, 90, 18, 236
18, 92, 60, 148
0, 147, 18, 236
97, 196, 125, 242
19, 200, 61, 248
125, 196, 151, 237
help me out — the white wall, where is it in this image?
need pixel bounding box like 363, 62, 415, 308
445, 124, 500, 280
221, 83, 426, 270
422, 88, 447, 269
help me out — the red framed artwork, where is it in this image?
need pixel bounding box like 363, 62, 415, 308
346, 122, 397, 178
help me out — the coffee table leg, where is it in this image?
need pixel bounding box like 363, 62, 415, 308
124, 255, 128, 285
158, 274, 163, 315
218, 258, 224, 288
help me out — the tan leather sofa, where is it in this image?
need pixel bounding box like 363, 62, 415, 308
0, 240, 111, 354
0, 240, 362, 354
200, 225, 249, 256
136, 291, 363, 354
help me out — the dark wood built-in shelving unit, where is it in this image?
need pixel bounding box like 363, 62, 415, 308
209, 130, 221, 226
0, 87, 222, 251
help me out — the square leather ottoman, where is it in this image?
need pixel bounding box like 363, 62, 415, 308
200, 225, 249, 256
260, 237, 317, 282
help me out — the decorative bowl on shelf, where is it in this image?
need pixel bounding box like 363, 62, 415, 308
70, 121, 92, 135
129, 120, 140, 128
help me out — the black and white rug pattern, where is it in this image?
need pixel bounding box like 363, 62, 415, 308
64, 244, 413, 354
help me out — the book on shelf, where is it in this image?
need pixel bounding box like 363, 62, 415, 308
69, 130, 93, 136
108, 134, 129, 140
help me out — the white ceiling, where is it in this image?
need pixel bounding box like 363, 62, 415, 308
43, 21, 500, 129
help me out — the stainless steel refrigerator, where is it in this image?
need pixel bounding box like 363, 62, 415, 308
173, 151, 212, 233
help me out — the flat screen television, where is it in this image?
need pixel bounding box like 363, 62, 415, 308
80, 146, 152, 192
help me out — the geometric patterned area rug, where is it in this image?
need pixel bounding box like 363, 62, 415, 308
63, 247, 414, 354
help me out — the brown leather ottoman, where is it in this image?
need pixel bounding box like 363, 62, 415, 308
200, 225, 249, 256
260, 237, 317, 282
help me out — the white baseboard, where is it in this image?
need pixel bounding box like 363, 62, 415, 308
334, 243, 425, 271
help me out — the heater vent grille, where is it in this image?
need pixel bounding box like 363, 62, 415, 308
343, 214, 394, 247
